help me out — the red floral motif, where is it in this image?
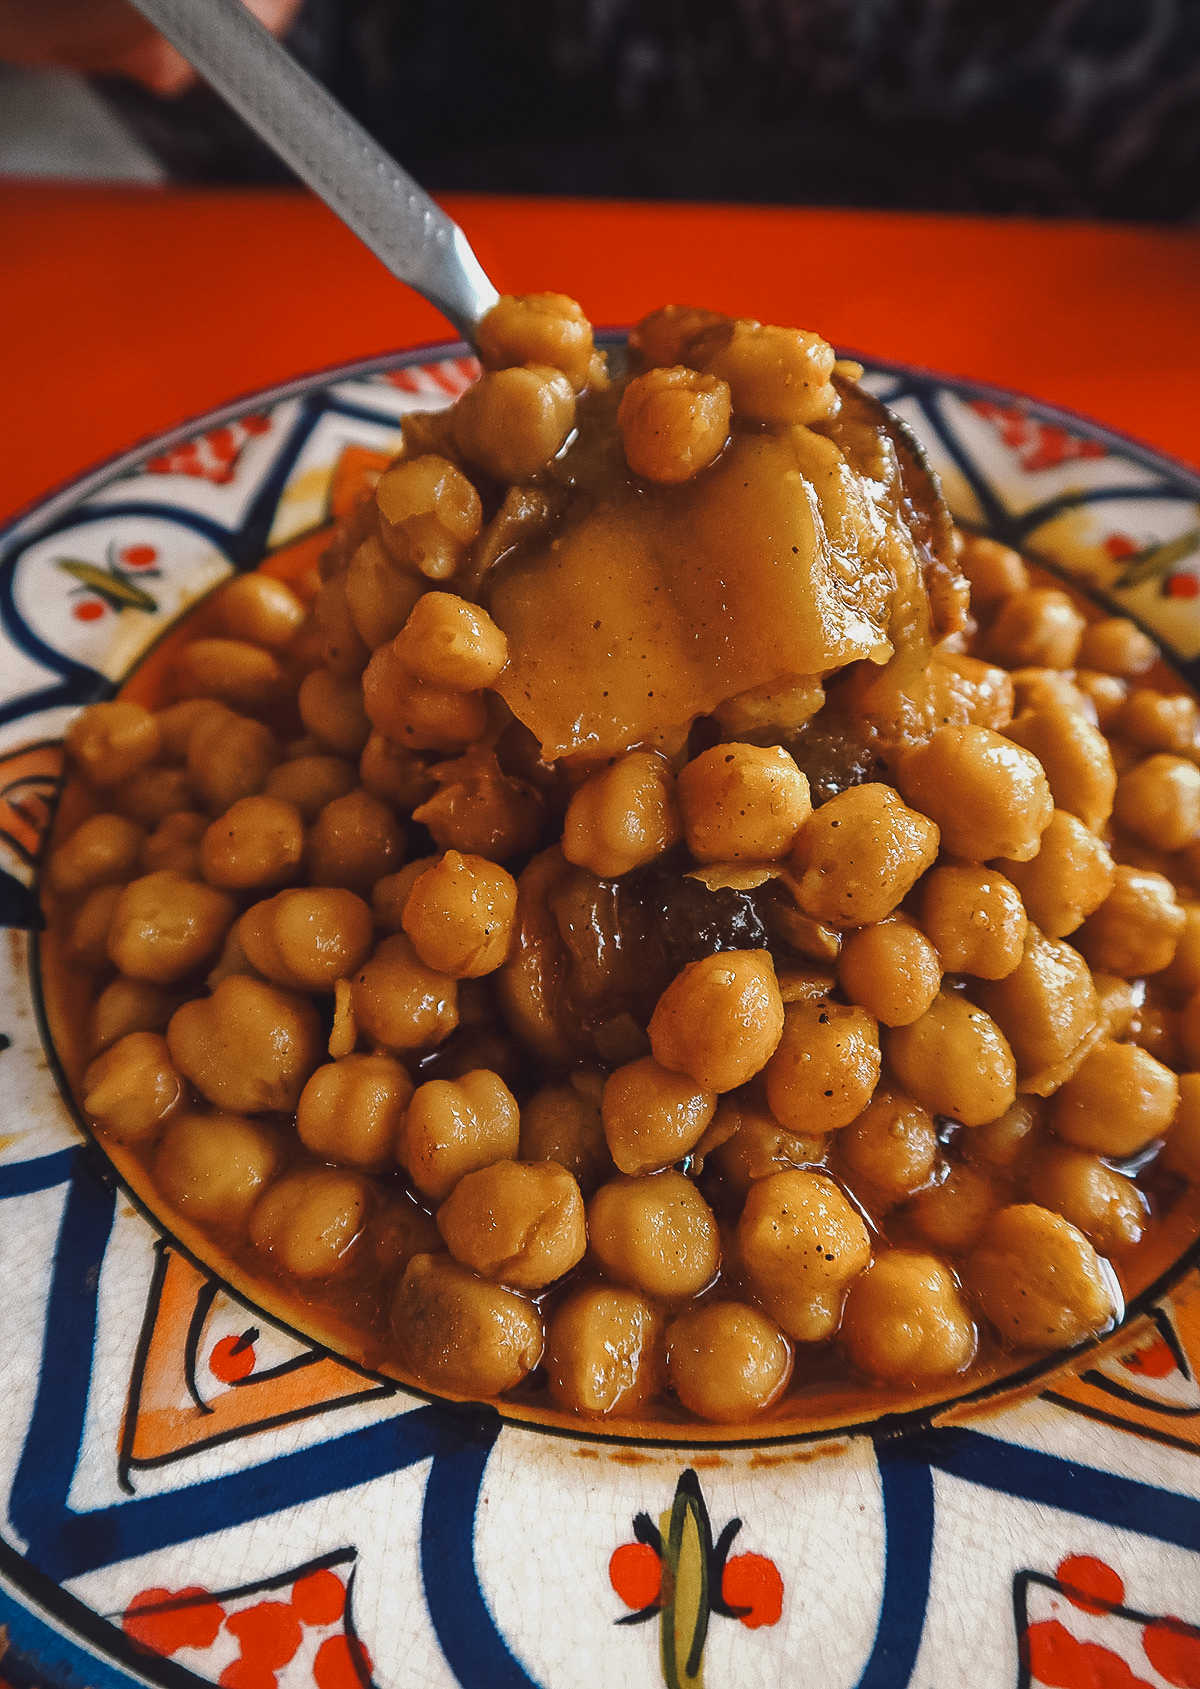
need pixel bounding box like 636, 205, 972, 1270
1165, 575, 1200, 600
1024, 1619, 1155, 1689
721, 1553, 785, 1629
969, 399, 1107, 474
1118, 1333, 1179, 1380
1021, 1554, 1200, 1689
209, 1330, 259, 1384
124, 1587, 226, 1654
220, 1601, 303, 1689
381, 357, 478, 397
145, 414, 272, 485
313, 1634, 373, 1689
1142, 1618, 1200, 1687
1057, 1555, 1126, 1614
609, 1542, 662, 1611
72, 601, 105, 622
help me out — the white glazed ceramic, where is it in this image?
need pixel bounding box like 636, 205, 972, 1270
3, 343, 1200, 1689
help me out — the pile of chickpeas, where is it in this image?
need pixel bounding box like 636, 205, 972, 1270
40, 294, 1200, 1430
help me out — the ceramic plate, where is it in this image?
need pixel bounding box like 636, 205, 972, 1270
4, 343, 1200, 1689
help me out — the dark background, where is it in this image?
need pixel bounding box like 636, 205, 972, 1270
98, 0, 1200, 220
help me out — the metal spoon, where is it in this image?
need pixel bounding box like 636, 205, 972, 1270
125, 0, 499, 345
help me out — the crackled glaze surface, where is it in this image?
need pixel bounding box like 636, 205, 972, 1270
4, 346, 1200, 1689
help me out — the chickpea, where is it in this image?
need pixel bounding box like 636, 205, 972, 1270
837, 917, 942, 1028
963, 1099, 1038, 1170
618, 366, 731, 484
307, 788, 404, 899
1077, 617, 1157, 678
413, 749, 544, 861
296, 1052, 414, 1172
1051, 1038, 1179, 1157
401, 1067, 519, 1202
956, 535, 1029, 607
1163, 905, 1200, 995
401, 851, 517, 977
704, 1099, 827, 1204
519, 1069, 614, 1194
106, 870, 234, 985
677, 742, 811, 864
392, 592, 508, 692
790, 783, 938, 927
117, 764, 197, 828
544, 1284, 661, 1416
1163, 1072, 1200, 1180
987, 588, 1086, 671
702, 320, 837, 425
167, 974, 322, 1114
155, 697, 228, 761
240, 886, 374, 991
46, 812, 144, 898
1116, 688, 1199, 755
297, 667, 372, 760
1000, 707, 1114, 835
210, 573, 306, 649
977, 928, 1100, 1087
836, 1089, 939, 1206
361, 641, 489, 752
154, 1108, 276, 1225
629, 304, 730, 370
997, 811, 1114, 939
588, 1171, 719, 1301
931, 649, 1015, 732
841, 1251, 976, 1383
372, 857, 435, 933
345, 532, 426, 651
187, 710, 280, 815
602, 1056, 717, 1176
199, 795, 303, 890
90, 974, 177, 1054
477, 292, 594, 391
141, 811, 207, 877
436, 1159, 586, 1288
667, 1301, 792, 1423
1008, 668, 1093, 719
1074, 865, 1186, 977
82, 1031, 182, 1144
392, 1252, 543, 1397
313, 574, 370, 677
359, 732, 437, 812
375, 454, 482, 582
64, 882, 123, 969
250, 1167, 369, 1279
738, 1170, 871, 1342
178, 637, 284, 711
964, 1204, 1117, 1350
1113, 754, 1200, 853
66, 700, 161, 788
920, 864, 1027, 980
764, 998, 881, 1135
562, 751, 682, 878
453, 366, 576, 482
1074, 670, 1128, 728
1031, 1144, 1147, 1255
904, 1163, 996, 1252
264, 754, 357, 823
649, 949, 784, 1093
897, 724, 1052, 863
886, 992, 1016, 1127
352, 933, 458, 1053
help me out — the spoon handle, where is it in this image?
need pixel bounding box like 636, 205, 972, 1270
126, 0, 499, 343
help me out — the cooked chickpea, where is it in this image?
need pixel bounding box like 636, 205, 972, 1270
897, 724, 1052, 862
667, 1301, 792, 1422
179, 637, 284, 711
997, 811, 1114, 938
264, 754, 357, 823
1164, 1072, 1200, 1179
702, 320, 837, 424
738, 1170, 871, 1342
1001, 707, 1116, 835
1077, 617, 1157, 677
155, 697, 228, 761
154, 1108, 276, 1225
886, 992, 1016, 1126
1031, 1144, 1147, 1254
477, 292, 594, 390
187, 709, 280, 814
361, 641, 489, 752
919, 864, 1027, 980
649, 949, 784, 1092
544, 1284, 660, 1416
1164, 906, 1200, 995
119, 764, 198, 828
392, 592, 508, 692
617, 366, 731, 483
453, 366, 576, 482
1009, 668, 1092, 719
956, 535, 1029, 607
1074, 670, 1128, 727
518, 1069, 613, 1193
64, 882, 123, 969
66, 700, 161, 788
345, 532, 426, 650
307, 788, 403, 899
359, 732, 437, 812
1113, 754, 1200, 852
352, 932, 458, 1052
297, 666, 372, 760
376, 453, 483, 582
46, 812, 143, 898
904, 1163, 996, 1251
836, 917, 942, 1028
963, 1099, 1038, 1169
932, 649, 1015, 732
392, 1252, 543, 1397
562, 751, 681, 878
313, 574, 370, 678
199, 795, 303, 890
703, 1100, 827, 1203
167, 974, 322, 1114
601, 1056, 717, 1176
836, 1089, 938, 1206
436, 1159, 586, 1288
1051, 1038, 1179, 1156
677, 742, 811, 863
401, 1067, 518, 1202
106, 870, 234, 984
629, 304, 730, 369
764, 998, 881, 1134
841, 1251, 976, 1383
401, 851, 517, 977
239, 885, 374, 991
90, 974, 176, 1054
296, 1053, 414, 1172
250, 1167, 369, 1278
1074, 865, 1186, 976
412, 750, 543, 860
790, 782, 938, 927
210, 573, 306, 648
82, 1031, 182, 1144
1117, 688, 1199, 754
588, 1171, 719, 1301
977, 928, 1100, 1087
964, 1204, 1117, 1349
141, 810, 207, 876
988, 587, 1086, 671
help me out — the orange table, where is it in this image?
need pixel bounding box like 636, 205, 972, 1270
3, 182, 1200, 526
